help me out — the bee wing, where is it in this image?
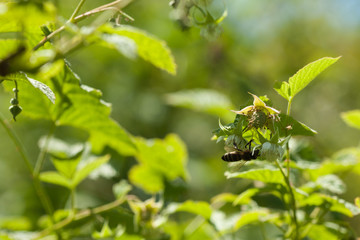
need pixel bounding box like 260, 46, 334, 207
224, 144, 236, 152
227, 160, 247, 173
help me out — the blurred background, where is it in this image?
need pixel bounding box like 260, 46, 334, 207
1, 0, 360, 236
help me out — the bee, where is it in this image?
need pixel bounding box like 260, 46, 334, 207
222, 140, 260, 162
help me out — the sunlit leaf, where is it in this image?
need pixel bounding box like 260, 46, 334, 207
99, 24, 176, 75
233, 188, 260, 205
306, 223, 349, 240
2, 72, 55, 103
39, 137, 84, 178
72, 155, 110, 188
225, 168, 284, 185
165, 200, 212, 219
165, 89, 234, 120
288, 57, 340, 98
129, 134, 188, 193
316, 174, 346, 195
234, 209, 268, 230
92, 221, 113, 239
0, 217, 31, 231
53, 62, 137, 156
341, 110, 360, 130
211, 193, 237, 205
355, 197, 360, 208
113, 180, 132, 200
39, 171, 72, 189
100, 34, 137, 59
276, 114, 317, 136
129, 165, 164, 193
307, 148, 360, 179
274, 81, 290, 100
299, 193, 360, 217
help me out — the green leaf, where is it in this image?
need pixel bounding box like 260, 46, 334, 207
165, 200, 212, 219
299, 193, 360, 217
129, 134, 188, 193
2, 72, 55, 103
225, 168, 284, 185
100, 34, 137, 59
39, 171, 72, 189
355, 197, 360, 208
116, 234, 144, 240
39, 137, 84, 179
165, 89, 234, 120
129, 165, 164, 193
307, 148, 360, 179
288, 57, 340, 98
306, 223, 349, 240
23, 73, 55, 103
72, 155, 110, 188
3, 61, 137, 156
211, 193, 237, 205
99, 24, 176, 75
0, 217, 32, 231
233, 188, 261, 205
234, 209, 268, 230
273, 81, 290, 101
341, 110, 360, 130
316, 174, 346, 195
39, 137, 84, 160
113, 180, 132, 200
92, 221, 113, 239
55, 62, 137, 156
276, 114, 317, 137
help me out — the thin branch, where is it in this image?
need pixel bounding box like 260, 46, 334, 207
0, 113, 55, 217
33, 123, 56, 177
33, 0, 132, 51
275, 159, 299, 240
34, 197, 127, 239
69, 0, 87, 23
0, 112, 33, 174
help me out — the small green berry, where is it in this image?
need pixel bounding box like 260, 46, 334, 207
10, 98, 19, 105
9, 105, 22, 121
12, 88, 19, 93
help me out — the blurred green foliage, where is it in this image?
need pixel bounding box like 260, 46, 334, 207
1, 0, 360, 239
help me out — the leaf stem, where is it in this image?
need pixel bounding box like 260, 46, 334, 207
275, 159, 299, 240
300, 205, 330, 238
0, 113, 55, 217
33, 0, 132, 51
69, 0, 87, 23
287, 97, 292, 116
33, 123, 56, 177
0, 113, 33, 174
70, 188, 76, 211
34, 197, 127, 239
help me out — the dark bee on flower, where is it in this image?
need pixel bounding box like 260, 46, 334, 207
222, 140, 260, 163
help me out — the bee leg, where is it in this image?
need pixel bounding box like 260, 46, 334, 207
245, 139, 253, 150
233, 141, 240, 151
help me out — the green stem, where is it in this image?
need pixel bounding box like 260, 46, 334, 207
33, 123, 56, 177
0, 113, 33, 174
0, 113, 55, 216
287, 97, 292, 116
35, 197, 127, 239
70, 188, 76, 211
275, 159, 299, 240
300, 205, 329, 238
69, 0, 87, 23
33, 0, 132, 51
